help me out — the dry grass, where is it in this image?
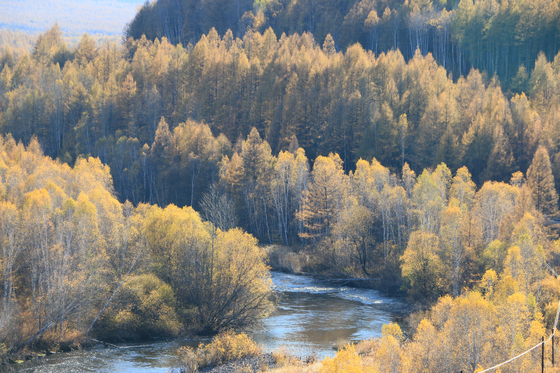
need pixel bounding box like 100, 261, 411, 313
38, 329, 86, 352
268, 361, 323, 373
177, 332, 263, 373
353, 339, 379, 356
271, 346, 301, 367
265, 346, 322, 373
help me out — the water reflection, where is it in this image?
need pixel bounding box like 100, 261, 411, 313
14, 272, 397, 372
250, 273, 395, 358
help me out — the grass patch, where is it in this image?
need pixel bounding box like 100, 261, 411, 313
271, 346, 302, 367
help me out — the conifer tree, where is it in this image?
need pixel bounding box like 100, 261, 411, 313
527, 145, 558, 216
297, 153, 346, 239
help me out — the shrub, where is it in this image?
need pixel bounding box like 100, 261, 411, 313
319, 345, 364, 373
39, 330, 85, 352
177, 331, 262, 372
271, 346, 301, 367
145, 205, 274, 333
94, 274, 182, 340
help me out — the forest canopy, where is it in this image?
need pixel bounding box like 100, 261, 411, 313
125, 0, 560, 85
2, 24, 560, 221
2, 1, 560, 369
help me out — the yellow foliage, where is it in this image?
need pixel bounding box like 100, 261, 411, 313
178, 332, 263, 372
429, 294, 453, 329
381, 323, 402, 341
481, 241, 508, 275
297, 153, 346, 239
23, 188, 52, 212
526, 319, 546, 346
319, 345, 363, 373
373, 335, 402, 373
504, 246, 524, 282
97, 274, 181, 339
144, 203, 272, 332
114, 309, 139, 330
495, 274, 520, 301
407, 319, 439, 372
401, 231, 444, 301
480, 269, 498, 298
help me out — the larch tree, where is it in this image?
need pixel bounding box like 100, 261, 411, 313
239, 127, 274, 242
297, 153, 347, 240
527, 145, 558, 216
450, 166, 476, 211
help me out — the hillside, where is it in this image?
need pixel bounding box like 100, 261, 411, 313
2, 26, 560, 216
125, 0, 560, 86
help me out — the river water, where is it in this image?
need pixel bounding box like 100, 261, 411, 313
14, 272, 398, 372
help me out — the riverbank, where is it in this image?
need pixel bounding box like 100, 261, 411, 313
10, 269, 407, 372
200, 353, 322, 373
1, 333, 88, 372
265, 245, 418, 320
200, 353, 278, 373
192, 336, 391, 373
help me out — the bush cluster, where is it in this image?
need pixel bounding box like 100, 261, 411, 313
177, 332, 263, 373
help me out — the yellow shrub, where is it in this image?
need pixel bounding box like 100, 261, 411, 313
178, 331, 263, 372
381, 323, 402, 341
319, 345, 363, 373
95, 274, 182, 340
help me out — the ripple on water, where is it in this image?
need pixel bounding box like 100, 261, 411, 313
270, 272, 396, 306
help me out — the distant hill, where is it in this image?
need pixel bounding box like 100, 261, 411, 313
0, 0, 143, 37
0, 29, 35, 52
124, 0, 560, 87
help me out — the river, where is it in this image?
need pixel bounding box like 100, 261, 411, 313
14, 272, 399, 372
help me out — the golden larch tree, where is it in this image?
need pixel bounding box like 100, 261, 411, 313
527, 145, 558, 216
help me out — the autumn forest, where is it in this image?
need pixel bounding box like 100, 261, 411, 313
2, 0, 560, 371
